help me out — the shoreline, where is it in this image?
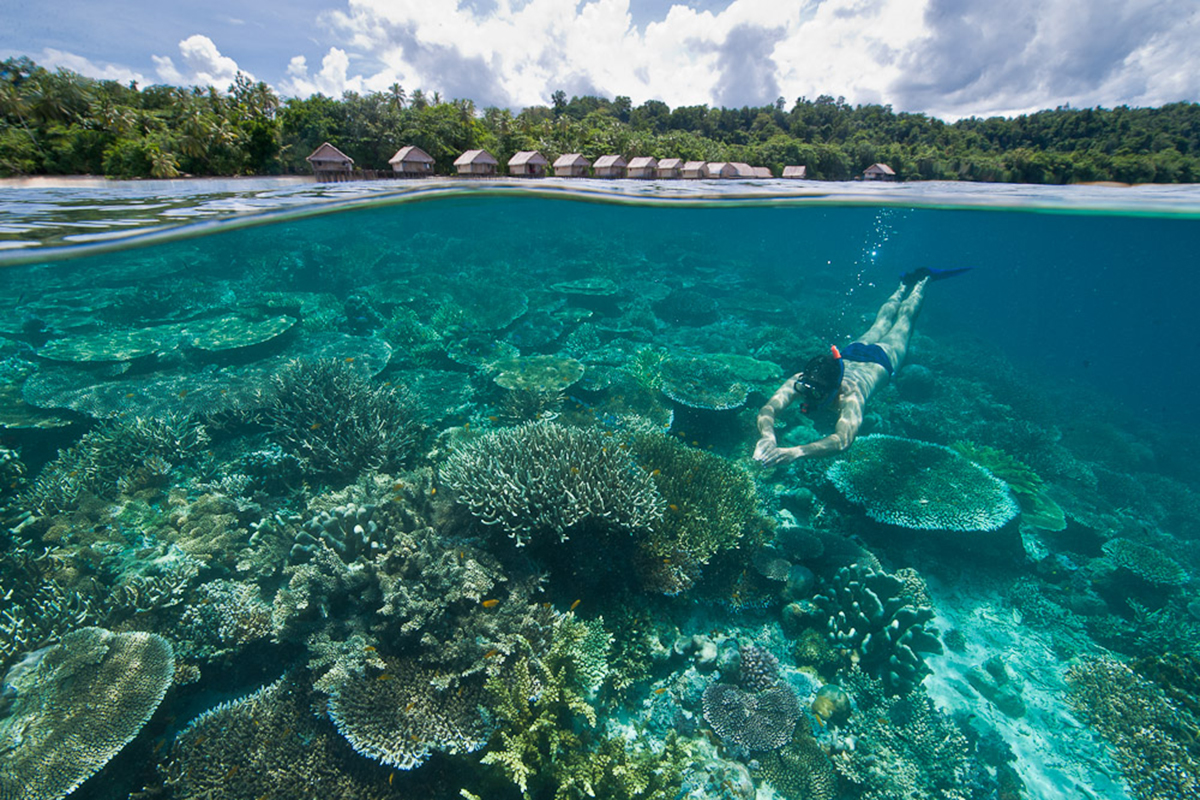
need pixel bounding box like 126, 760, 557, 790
0, 174, 315, 189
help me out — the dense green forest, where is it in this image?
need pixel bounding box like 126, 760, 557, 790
2, 55, 1199, 183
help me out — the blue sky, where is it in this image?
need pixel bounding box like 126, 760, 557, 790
3, 0, 1197, 120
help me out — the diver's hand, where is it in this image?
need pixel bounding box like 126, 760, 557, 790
754, 438, 804, 466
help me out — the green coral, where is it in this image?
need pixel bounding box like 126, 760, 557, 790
828, 435, 1019, 532
478, 617, 685, 800
629, 429, 761, 594
1103, 538, 1189, 587
952, 440, 1065, 531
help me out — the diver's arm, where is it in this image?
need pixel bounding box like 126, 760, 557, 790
791, 381, 865, 459
753, 375, 800, 463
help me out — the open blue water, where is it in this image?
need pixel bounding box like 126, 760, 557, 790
1, 178, 1199, 800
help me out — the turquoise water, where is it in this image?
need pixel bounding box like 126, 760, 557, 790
1, 180, 1199, 800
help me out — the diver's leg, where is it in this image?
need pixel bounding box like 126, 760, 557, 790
858, 283, 908, 344
877, 277, 927, 369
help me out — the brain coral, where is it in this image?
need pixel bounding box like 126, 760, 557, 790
0, 627, 174, 800
440, 421, 665, 546
827, 435, 1019, 531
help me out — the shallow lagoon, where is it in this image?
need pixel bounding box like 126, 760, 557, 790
0, 180, 1198, 800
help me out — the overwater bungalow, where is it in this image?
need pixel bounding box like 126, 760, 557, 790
657, 158, 683, 179
454, 149, 499, 177
682, 160, 706, 179
593, 155, 628, 178
627, 156, 658, 179
388, 145, 434, 177
702, 162, 736, 179
753, 166, 773, 179
782, 165, 807, 179
864, 163, 896, 181
553, 153, 591, 177
730, 162, 756, 178
306, 142, 354, 180
508, 151, 549, 177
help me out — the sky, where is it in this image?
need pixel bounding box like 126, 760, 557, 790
2, 0, 1198, 120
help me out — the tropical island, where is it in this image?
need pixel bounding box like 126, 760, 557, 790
2, 55, 1198, 184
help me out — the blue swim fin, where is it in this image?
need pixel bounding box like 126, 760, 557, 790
901, 266, 973, 285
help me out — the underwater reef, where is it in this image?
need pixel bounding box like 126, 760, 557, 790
0, 210, 1197, 800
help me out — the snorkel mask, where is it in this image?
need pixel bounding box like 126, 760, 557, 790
796, 345, 844, 414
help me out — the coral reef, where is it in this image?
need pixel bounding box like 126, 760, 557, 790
327, 656, 491, 770
1066, 656, 1200, 800
259, 358, 423, 479
827, 435, 1019, 531
628, 428, 761, 594
814, 562, 943, 694
659, 357, 750, 410
0, 627, 174, 800
21, 413, 207, 514
701, 681, 802, 754
166, 673, 400, 800
757, 727, 839, 800
1101, 537, 1189, 587
440, 421, 665, 546
952, 440, 1066, 531
290, 502, 383, 563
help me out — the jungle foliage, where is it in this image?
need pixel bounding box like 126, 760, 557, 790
3, 56, 1199, 183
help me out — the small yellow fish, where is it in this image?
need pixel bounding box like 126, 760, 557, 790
377, 673, 394, 681
364, 645, 376, 652
570, 599, 582, 611
484, 649, 500, 658
482, 599, 500, 609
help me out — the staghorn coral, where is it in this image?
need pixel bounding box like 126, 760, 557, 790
1066, 656, 1200, 800
21, 413, 208, 515
0, 546, 98, 669
441, 421, 665, 546
701, 680, 801, 755
259, 358, 423, 479
827, 435, 1019, 531
814, 563, 943, 695
326, 656, 491, 770
0, 628, 174, 800
477, 617, 687, 800
166, 673, 400, 800
0, 446, 25, 508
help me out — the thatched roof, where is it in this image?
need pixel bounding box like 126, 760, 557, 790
782, 165, 807, 178
454, 149, 499, 166
730, 162, 756, 178
553, 153, 591, 168
683, 160, 706, 171
594, 155, 628, 169
753, 166, 772, 178
658, 158, 683, 169
306, 142, 353, 165
508, 151, 549, 167
628, 156, 658, 169
865, 163, 895, 175
389, 145, 433, 164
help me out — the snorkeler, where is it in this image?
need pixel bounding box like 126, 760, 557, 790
753, 267, 969, 464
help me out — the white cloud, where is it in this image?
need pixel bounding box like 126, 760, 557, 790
152, 34, 249, 89
35, 48, 145, 86
267, 0, 1197, 118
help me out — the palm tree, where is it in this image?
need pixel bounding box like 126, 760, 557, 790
388, 83, 406, 111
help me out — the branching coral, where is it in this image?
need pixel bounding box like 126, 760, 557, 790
758, 728, 838, 800
440, 421, 665, 546
21, 412, 208, 514
259, 358, 423, 479
814, 563, 942, 695
827, 435, 1019, 531
477, 617, 687, 800
0, 628, 174, 800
